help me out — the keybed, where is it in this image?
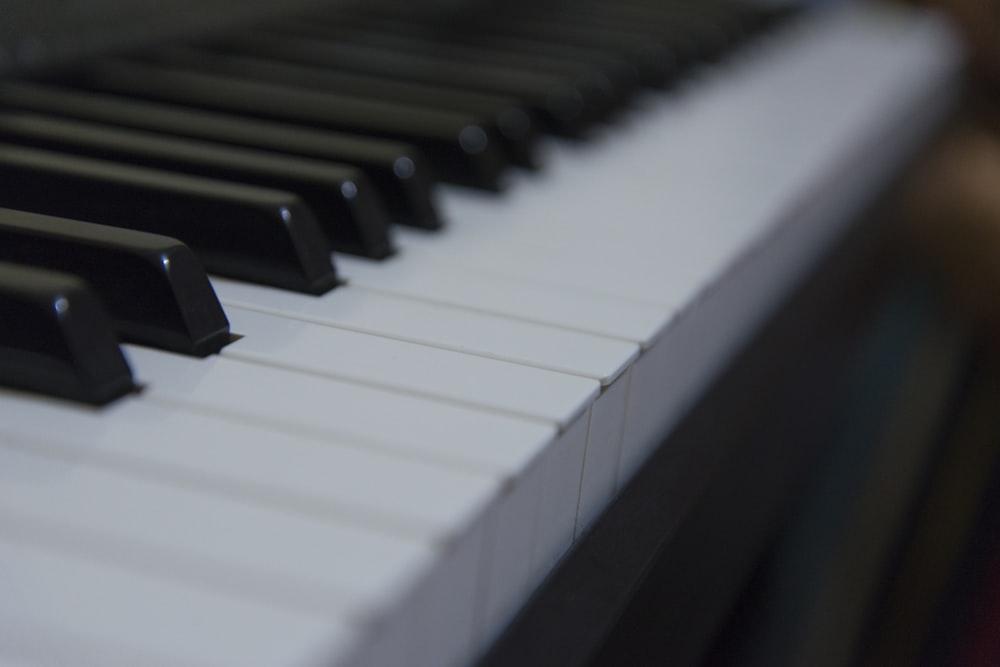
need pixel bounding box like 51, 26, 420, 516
0, 2, 961, 666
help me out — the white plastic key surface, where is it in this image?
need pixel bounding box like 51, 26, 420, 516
124, 345, 566, 664
0, 390, 497, 544
214, 280, 638, 386
337, 254, 670, 347
126, 345, 555, 476
0, 442, 436, 617
223, 305, 599, 428
0, 537, 363, 667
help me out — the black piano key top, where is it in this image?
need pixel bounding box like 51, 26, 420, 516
208, 29, 607, 138
73, 59, 510, 191
312, 5, 643, 103
0, 113, 393, 259
0, 208, 231, 357
247, 20, 617, 134
0, 262, 134, 405
146, 46, 539, 168
397, 4, 680, 88
0, 82, 442, 231
0, 144, 337, 295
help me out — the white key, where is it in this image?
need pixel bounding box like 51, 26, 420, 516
214, 280, 638, 386
0, 444, 429, 662
337, 254, 669, 347
222, 305, 599, 427
124, 345, 583, 655
0, 388, 500, 666
0, 390, 497, 544
215, 284, 632, 595
127, 346, 554, 475
0, 536, 364, 667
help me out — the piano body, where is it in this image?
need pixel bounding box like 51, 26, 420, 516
0, 1, 962, 665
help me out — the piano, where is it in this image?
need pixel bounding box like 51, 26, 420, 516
0, 1, 962, 665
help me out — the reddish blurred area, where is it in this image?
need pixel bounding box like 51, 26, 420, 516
902, 0, 1000, 339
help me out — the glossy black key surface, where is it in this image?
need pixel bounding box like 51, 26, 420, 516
147, 46, 539, 167
0, 113, 393, 259
326, 0, 678, 87
454, 14, 681, 88
0, 208, 230, 356
74, 59, 509, 191
486, 3, 737, 67
0, 262, 134, 405
0, 144, 336, 295
310, 5, 642, 101
254, 20, 618, 133
0, 82, 441, 230
208, 29, 606, 138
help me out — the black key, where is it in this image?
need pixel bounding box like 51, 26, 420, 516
313, 5, 642, 101
256, 20, 620, 133
0, 113, 393, 259
0, 82, 441, 230
0, 208, 230, 357
460, 15, 682, 87
327, 0, 677, 87
73, 59, 509, 191
208, 29, 605, 138
492, 3, 735, 67
0, 262, 134, 405
147, 46, 539, 167
0, 144, 336, 295
356, 2, 679, 86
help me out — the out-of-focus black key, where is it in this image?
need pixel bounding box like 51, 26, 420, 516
571, 0, 766, 53
148, 46, 538, 167
0, 113, 392, 259
0, 82, 441, 230
489, 3, 734, 67
328, 2, 679, 86
459, 14, 681, 87
207, 30, 606, 137
0, 144, 336, 295
0, 262, 134, 405
327, 0, 677, 87
73, 59, 509, 191
259, 19, 623, 130
0, 208, 230, 357
312, 5, 642, 100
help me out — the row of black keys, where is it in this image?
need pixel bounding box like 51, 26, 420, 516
0, 0, 780, 405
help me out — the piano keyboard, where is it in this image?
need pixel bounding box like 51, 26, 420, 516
0, 2, 960, 666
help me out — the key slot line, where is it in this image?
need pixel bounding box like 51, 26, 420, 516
220, 346, 573, 430
0, 427, 444, 545
0, 506, 369, 625
218, 298, 634, 386
141, 392, 513, 479
346, 282, 647, 348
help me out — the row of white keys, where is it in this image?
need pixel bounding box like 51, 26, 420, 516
0, 420, 429, 667
0, 280, 627, 667
126, 343, 579, 660
214, 279, 640, 546
356, 5, 962, 481
0, 534, 361, 667
0, 344, 546, 667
